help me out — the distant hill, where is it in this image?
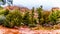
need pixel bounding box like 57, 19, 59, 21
4, 6, 30, 12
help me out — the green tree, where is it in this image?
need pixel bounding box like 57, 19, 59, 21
37, 6, 43, 25
29, 7, 37, 27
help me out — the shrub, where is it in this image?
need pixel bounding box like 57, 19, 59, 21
22, 10, 31, 26
22, 7, 37, 27
3, 9, 22, 28
0, 9, 9, 15
0, 14, 6, 24
49, 10, 60, 25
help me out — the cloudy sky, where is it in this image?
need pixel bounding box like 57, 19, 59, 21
13, 0, 60, 10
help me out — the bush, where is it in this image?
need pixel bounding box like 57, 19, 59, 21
49, 10, 60, 25
1, 6, 60, 28
0, 14, 6, 24
3, 9, 22, 28
22, 8, 37, 27
0, 9, 9, 15
22, 10, 31, 26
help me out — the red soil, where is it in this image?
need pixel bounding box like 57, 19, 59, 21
0, 26, 60, 34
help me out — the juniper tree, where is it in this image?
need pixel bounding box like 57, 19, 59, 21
37, 6, 43, 25
31, 7, 34, 23
29, 7, 37, 27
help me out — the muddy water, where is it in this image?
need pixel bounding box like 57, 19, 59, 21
0, 26, 60, 34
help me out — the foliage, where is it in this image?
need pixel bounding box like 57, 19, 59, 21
49, 10, 60, 25
41, 13, 50, 26
0, 14, 6, 24
22, 7, 37, 27
29, 7, 37, 27
3, 9, 22, 28
0, 9, 9, 15
0, 6, 60, 28
37, 6, 43, 25
22, 10, 31, 26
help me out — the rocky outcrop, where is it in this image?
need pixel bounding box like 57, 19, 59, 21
4, 6, 29, 12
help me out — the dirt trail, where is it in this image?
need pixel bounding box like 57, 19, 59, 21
0, 26, 60, 34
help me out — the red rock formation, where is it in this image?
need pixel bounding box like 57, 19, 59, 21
4, 6, 29, 12
51, 7, 59, 12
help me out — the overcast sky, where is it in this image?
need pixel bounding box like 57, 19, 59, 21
13, 0, 60, 10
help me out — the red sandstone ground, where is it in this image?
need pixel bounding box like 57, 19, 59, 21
0, 26, 60, 34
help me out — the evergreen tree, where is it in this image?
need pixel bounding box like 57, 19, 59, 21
29, 7, 37, 27
37, 6, 43, 25
31, 7, 34, 23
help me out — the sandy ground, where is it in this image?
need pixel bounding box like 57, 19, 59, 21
0, 26, 60, 34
